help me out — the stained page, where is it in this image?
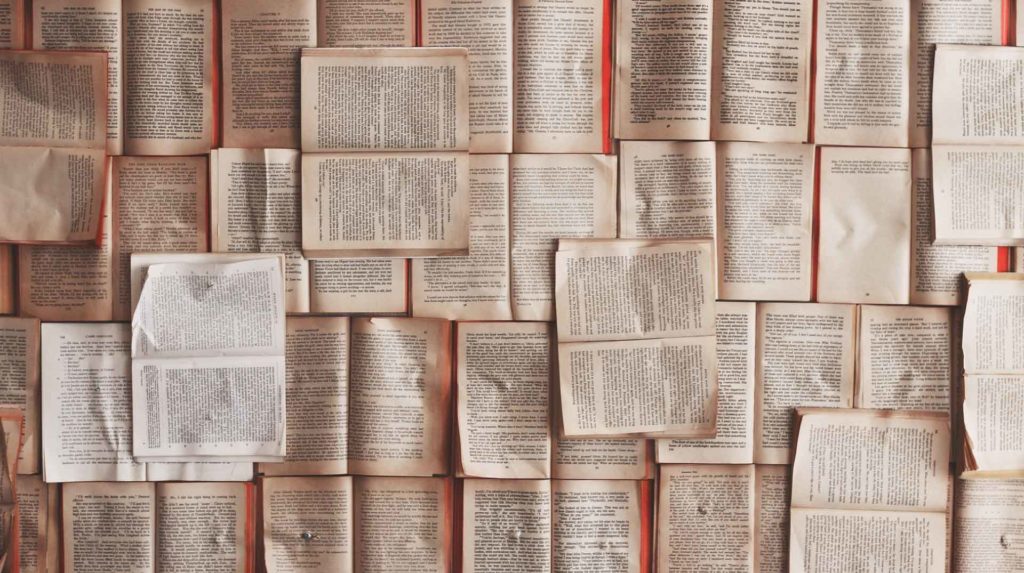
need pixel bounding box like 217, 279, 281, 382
317, 0, 415, 47
953, 478, 1024, 572
0, 0, 24, 48
15, 475, 50, 573
262, 476, 353, 573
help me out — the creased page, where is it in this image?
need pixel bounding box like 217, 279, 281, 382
910, 149, 997, 304
717, 142, 814, 301
614, 0, 712, 141
510, 153, 617, 320
462, 479, 551, 573
41, 322, 145, 483
317, 0, 415, 47
856, 305, 952, 412
62, 482, 156, 573
932, 145, 1024, 245
211, 148, 309, 313
422, 0, 513, 153
457, 321, 551, 479
932, 45, 1024, 145
754, 465, 791, 573
32, 0, 124, 155
221, 0, 316, 149
300, 47, 469, 152
123, 0, 214, 155
953, 478, 1024, 572
0, 317, 40, 474
348, 317, 451, 477
156, 482, 249, 573
112, 156, 208, 321
15, 475, 48, 573
262, 316, 349, 477
309, 259, 408, 314
551, 480, 643, 573
262, 476, 353, 573
754, 302, 856, 465
657, 464, 755, 572
710, 0, 812, 142
352, 477, 451, 572
618, 141, 716, 240
658, 301, 755, 464
412, 154, 512, 321
0, 1, 24, 48
513, 0, 609, 153
817, 146, 912, 304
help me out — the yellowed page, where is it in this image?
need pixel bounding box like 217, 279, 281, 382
210, 148, 309, 313
317, 0, 415, 47
112, 156, 208, 321
717, 142, 814, 301
262, 316, 349, 477
457, 321, 551, 479
300, 47, 470, 152
932, 45, 1024, 145
962, 374, 1024, 472
657, 464, 755, 572
510, 154, 617, 321
953, 478, 1024, 572
221, 0, 316, 149
817, 146, 911, 304
422, 0, 513, 153
262, 476, 353, 573
551, 480, 643, 573
657, 302, 755, 465
0, 0, 24, 48
0, 317, 39, 474
614, 0, 712, 141
710, 0, 812, 142
856, 305, 952, 412
754, 302, 856, 465
32, 0, 124, 155
412, 154, 512, 320
352, 477, 450, 572
308, 259, 408, 314
754, 465, 791, 573
155, 482, 247, 573
551, 436, 651, 480
618, 141, 715, 240
461, 479, 551, 573
62, 482, 156, 573
15, 475, 48, 573
513, 0, 607, 153
909, 0, 1001, 148
348, 317, 451, 476
123, 0, 214, 155
932, 144, 1024, 245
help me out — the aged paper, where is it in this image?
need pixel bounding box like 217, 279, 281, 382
317, 0, 415, 47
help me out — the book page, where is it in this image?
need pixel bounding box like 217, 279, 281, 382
457, 321, 551, 479
0, 317, 40, 474
510, 153, 617, 321
41, 322, 146, 483
551, 436, 651, 480
657, 301, 755, 464
910, 149, 997, 304
422, 0, 513, 153
710, 0, 812, 142
461, 479, 551, 573
262, 316, 349, 477
123, 0, 214, 155
352, 477, 450, 572
317, 0, 415, 47
0, 0, 24, 48
62, 482, 155, 573
551, 480, 643, 573
908, 0, 1001, 147
308, 259, 408, 314
614, 0, 712, 141
221, 0, 316, 149
112, 156, 208, 321
211, 148, 309, 313
953, 478, 1024, 572
618, 140, 715, 240
814, 0, 910, 146
754, 302, 856, 465
262, 476, 353, 573
962, 374, 1024, 472
961, 274, 1024, 373
932, 45, 1024, 145
657, 464, 755, 572
155, 482, 248, 573
513, 0, 608, 153
348, 317, 451, 476
300, 47, 469, 152
717, 142, 814, 301
817, 146, 912, 304
932, 145, 1024, 245
301, 151, 470, 257
412, 154, 512, 321
754, 465, 791, 573
15, 475, 49, 573
32, 0, 124, 155
856, 305, 952, 412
